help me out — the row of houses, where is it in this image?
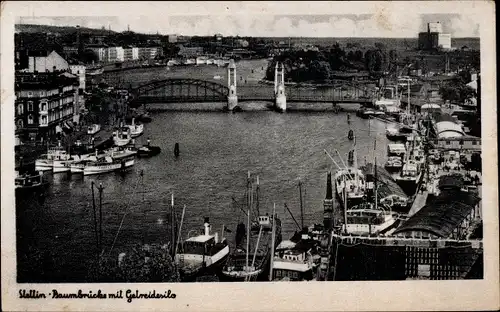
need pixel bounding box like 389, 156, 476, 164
64, 44, 163, 63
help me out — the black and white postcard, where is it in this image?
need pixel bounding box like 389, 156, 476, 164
1, 1, 498, 311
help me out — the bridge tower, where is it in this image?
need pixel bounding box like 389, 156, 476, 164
227, 59, 238, 110
274, 62, 287, 112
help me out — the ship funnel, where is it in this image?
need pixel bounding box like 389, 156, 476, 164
204, 217, 210, 236
326, 172, 333, 199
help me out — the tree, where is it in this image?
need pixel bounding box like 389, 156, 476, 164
89, 244, 180, 283
81, 49, 99, 64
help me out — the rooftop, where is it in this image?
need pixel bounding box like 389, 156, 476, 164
393, 190, 480, 238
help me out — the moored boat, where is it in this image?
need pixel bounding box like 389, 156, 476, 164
175, 217, 230, 281
342, 202, 399, 236
126, 118, 144, 138
15, 171, 49, 195
35, 143, 70, 171
396, 159, 423, 196
221, 214, 282, 281
82, 154, 135, 176
113, 127, 132, 147
334, 168, 366, 208
272, 228, 321, 281
387, 143, 406, 157
384, 156, 403, 171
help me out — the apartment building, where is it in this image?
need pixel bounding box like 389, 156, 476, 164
15, 71, 79, 141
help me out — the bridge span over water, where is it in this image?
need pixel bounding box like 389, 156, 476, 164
129, 61, 376, 111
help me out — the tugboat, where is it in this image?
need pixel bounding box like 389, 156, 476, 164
175, 217, 230, 281
137, 142, 161, 158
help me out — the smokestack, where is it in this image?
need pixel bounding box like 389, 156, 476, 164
325, 172, 333, 199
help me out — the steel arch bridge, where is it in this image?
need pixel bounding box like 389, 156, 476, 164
130, 78, 375, 105
131, 78, 230, 104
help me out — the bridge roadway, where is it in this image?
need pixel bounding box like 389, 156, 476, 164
130, 80, 375, 105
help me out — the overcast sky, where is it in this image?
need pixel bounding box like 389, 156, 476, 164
14, 2, 481, 38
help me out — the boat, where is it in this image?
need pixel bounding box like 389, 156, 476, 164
221, 214, 282, 281
71, 148, 135, 174
356, 107, 385, 119
138, 112, 152, 123
87, 124, 101, 135
272, 228, 321, 281
395, 159, 423, 196
386, 124, 413, 141
387, 143, 406, 157
341, 202, 399, 236
213, 75, 222, 80
15, 171, 49, 195
137, 144, 161, 157
82, 153, 135, 176
360, 163, 409, 212
175, 217, 230, 281
35, 143, 71, 171
53, 154, 91, 173
334, 168, 366, 208
113, 127, 132, 147
126, 118, 144, 138
384, 156, 403, 171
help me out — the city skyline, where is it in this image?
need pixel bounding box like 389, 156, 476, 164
16, 13, 479, 38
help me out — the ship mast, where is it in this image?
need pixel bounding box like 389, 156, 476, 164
299, 180, 304, 229
374, 157, 378, 211
268, 203, 276, 281
255, 176, 260, 217
353, 135, 359, 188
246, 181, 252, 273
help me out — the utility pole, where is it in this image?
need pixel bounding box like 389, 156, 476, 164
98, 183, 104, 253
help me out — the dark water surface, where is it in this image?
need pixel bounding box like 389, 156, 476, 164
17, 109, 390, 282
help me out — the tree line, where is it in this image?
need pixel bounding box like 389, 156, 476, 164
265, 42, 399, 83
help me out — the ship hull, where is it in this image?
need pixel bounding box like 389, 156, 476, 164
178, 246, 230, 282
395, 178, 420, 196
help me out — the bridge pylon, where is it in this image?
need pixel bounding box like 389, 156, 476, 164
274, 62, 286, 112
227, 59, 238, 110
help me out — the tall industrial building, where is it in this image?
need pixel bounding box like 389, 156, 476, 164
418, 22, 452, 50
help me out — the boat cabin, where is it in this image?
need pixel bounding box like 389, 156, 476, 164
343, 209, 397, 235
182, 235, 220, 256
401, 161, 419, 177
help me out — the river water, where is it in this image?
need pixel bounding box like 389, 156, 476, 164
17, 108, 391, 282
